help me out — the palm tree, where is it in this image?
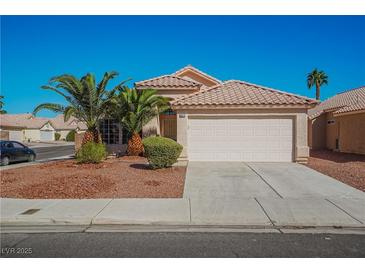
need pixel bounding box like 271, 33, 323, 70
33, 72, 129, 145
0, 95, 6, 114
112, 87, 169, 156
307, 69, 328, 100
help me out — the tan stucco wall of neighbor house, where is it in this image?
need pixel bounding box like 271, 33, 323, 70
309, 111, 365, 155
308, 114, 326, 149
174, 108, 310, 163
337, 113, 365, 155
0, 129, 10, 140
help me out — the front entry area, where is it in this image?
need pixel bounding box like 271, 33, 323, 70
188, 117, 293, 162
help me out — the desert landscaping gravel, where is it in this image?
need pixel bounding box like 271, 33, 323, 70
306, 150, 365, 192
0, 157, 186, 199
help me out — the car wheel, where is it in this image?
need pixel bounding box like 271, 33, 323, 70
1, 156, 10, 166
28, 154, 35, 162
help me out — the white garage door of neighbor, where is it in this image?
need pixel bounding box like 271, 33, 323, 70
9, 130, 23, 142
188, 117, 293, 162
40, 130, 54, 141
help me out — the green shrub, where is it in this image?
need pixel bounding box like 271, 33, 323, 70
66, 130, 76, 142
143, 136, 183, 169
76, 142, 107, 164
54, 132, 61, 141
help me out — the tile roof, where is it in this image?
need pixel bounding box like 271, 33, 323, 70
173, 65, 222, 84
0, 113, 87, 130
308, 86, 365, 119
50, 114, 87, 130
172, 80, 318, 107
135, 75, 201, 89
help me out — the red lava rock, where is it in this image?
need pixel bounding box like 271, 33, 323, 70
305, 149, 365, 192
0, 157, 186, 199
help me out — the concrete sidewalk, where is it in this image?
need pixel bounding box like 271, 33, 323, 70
1, 197, 364, 230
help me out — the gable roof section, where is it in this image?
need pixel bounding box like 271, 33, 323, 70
0, 114, 51, 129
308, 86, 365, 119
173, 65, 222, 85
50, 114, 87, 130
172, 80, 318, 108
135, 75, 201, 89
0, 113, 87, 130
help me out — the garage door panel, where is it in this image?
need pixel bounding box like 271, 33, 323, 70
188, 118, 293, 162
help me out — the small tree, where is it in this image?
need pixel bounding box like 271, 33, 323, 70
307, 69, 328, 100
0, 95, 7, 114
112, 87, 169, 156
33, 72, 129, 145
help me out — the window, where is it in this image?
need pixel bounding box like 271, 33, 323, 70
99, 119, 120, 145
162, 109, 176, 115
327, 120, 335, 125
12, 142, 25, 148
122, 127, 129, 145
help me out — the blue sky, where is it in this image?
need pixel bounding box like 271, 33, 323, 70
1, 16, 364, 117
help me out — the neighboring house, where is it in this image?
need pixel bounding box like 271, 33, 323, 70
308, 86, 365, 155
51, 114, 87, 139
0, 113, 86, 142
132, 65, 317, 163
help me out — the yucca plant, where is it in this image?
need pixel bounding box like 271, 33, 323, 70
111, 87, 169, 156
33, 72, 129, 145
307, 69, 328, 100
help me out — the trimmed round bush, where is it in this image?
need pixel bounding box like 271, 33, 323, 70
66, 130, 76, 142
54, 132, 61, 141
76, 142, 107, 164
143, 136, 183, 169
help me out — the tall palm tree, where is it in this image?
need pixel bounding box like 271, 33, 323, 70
33, 72, 129, 145
0, 95, 6, 114
112, 87, 169, 156
307, 69, 328, 100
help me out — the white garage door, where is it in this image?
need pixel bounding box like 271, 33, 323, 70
9, 130, 23, 142
188, 117, 293, 162
40, 130, 54, 141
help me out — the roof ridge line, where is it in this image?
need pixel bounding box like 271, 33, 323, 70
337, 85, 365, 95
135, 74, 201, 87
231, 80, 318, 102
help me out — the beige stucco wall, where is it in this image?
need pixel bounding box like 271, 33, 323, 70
308, 114, 326, 149
309, 111, 365, 155
337, 113, 365, 154
174, 108, 310, 162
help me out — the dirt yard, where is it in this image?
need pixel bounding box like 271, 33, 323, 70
0, 157, 186, 199
306, 150, 365, 192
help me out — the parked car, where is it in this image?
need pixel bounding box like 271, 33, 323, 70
0, 141, 36, 166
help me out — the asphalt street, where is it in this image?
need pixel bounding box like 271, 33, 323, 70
1, 232, 365, 257
32, 145, 75, 161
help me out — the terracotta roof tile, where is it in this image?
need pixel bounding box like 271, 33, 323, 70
308, 86, 365, 118
172, 80, 317, 107
0, 113, 87, 130
135, 75, 201, 89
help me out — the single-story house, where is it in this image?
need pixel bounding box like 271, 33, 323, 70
101, 65, 318, 162
308, 86, 365, 155
0, 113, 86, 142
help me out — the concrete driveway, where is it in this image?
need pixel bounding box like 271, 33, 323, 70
184, 162, 365, 199
183, 162, 365, 226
